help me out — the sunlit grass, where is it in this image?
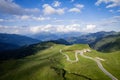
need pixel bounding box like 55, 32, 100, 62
0, 43, 119, 80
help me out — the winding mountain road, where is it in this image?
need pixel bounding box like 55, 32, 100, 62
78, 50, 118, 80
60, 49, 118, 80
60, 49, 79, 62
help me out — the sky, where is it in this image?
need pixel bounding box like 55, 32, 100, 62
0, 0, 120, 35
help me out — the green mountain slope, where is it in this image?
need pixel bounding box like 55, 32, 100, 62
0, 42, 55, 60
0, 33, 40, 51
91, 33, 120, 52
0, 43, 120, 80
66, 31, 116, 44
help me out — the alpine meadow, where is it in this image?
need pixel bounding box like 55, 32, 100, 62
0, 0, 120, 80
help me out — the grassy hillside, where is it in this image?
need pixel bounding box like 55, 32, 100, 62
0, 42, 55, 60
0, 43, 120, 80
91, 33, 120, 52
85, 50, 120, 79
66, 31, 116, 44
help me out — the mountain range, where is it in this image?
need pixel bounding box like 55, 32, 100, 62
91, 32, 120, 52
30, 32, 83, 41
0, 33, 40, 51
65, 31, 117, 44
0, 31, 118, 52
0, 31, 120, 60
0, 31, 120, 80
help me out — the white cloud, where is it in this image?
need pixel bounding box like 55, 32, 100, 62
0, 19, 4, 22
53, 1, 61, 7
42, 4, 55, 15
15, 15, 50, 21
53, 19, 64, 23
95, 0, 120, 8
93, 16, 120, 32
83, 24, 96, 32
33, 16, 50, 21
100, 16, 120, 25
69, 8, 80, 12
56, 24, 81, 32
1, 16, 120, 34
42, 4, 65, 15
0, 0, 40, 15
30, 24, 54, 33
1, 16, 119, 34
0, 24, 82, 34
30, 24, 81, 33
56, 8, 65, 14
20, 15, 30, 20
30, 26, 40, 33
69, 4, 84, 13
0, 25, 30, 34
75, 4, 84, 9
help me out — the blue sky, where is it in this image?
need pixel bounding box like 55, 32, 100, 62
0, 0, 120, 35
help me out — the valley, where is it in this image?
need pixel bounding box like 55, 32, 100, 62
0, 0, 120, 80
0, 43, 120, 80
